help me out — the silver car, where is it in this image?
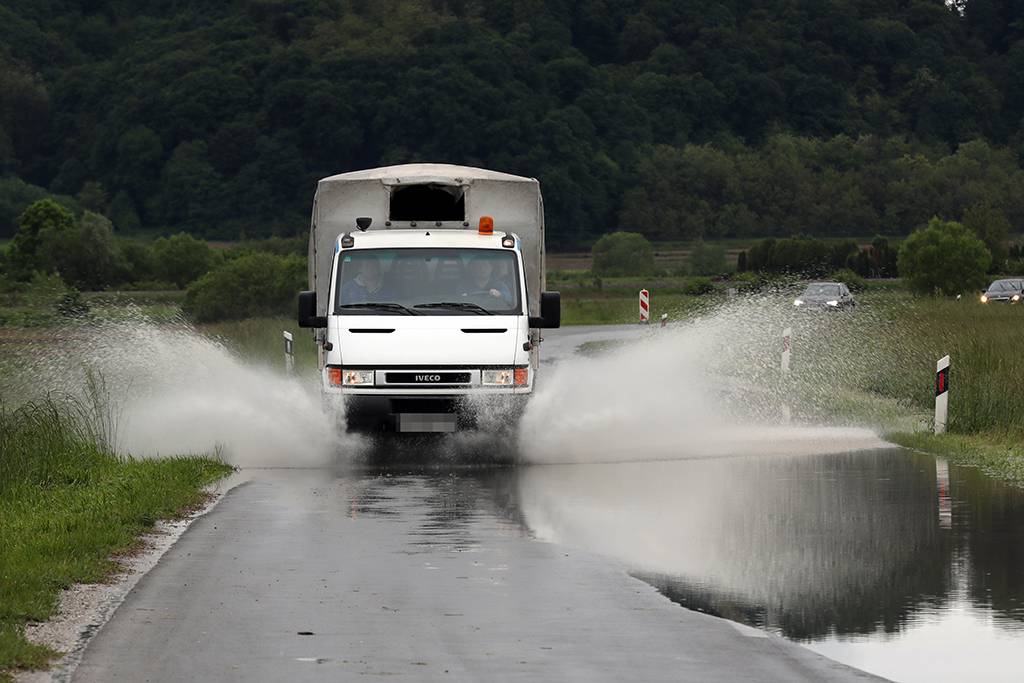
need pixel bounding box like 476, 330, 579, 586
980, 278, 1024, 304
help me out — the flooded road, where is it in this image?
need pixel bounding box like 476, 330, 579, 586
71, 448, 1024, 683
518, 451, 1024, 682
53, 325, 1024, 682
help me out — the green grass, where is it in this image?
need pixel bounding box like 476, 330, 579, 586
199, 316, 319, 374
887, 432, 1024, 486
0, 399, 231, 678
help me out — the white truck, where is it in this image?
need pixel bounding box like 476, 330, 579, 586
298, 163, 560, 433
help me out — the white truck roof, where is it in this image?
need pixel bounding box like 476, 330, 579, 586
309, 164, 545, 316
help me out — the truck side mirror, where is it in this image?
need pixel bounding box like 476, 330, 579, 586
298, 291, 327, 328
530, 292, 560, 329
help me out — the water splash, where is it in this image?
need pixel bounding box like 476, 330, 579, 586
518, 295, 898, 464
7, 316, 346, 467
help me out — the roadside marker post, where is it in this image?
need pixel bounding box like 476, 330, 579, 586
639, 289, 650, 324
660, 313, 668, 328
284, 331, 295, 375
780, 327, 792, 423
935, 355, 950, 434
781, 327, 792, 374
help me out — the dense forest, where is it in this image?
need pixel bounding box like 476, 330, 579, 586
2, 0, 1024, 247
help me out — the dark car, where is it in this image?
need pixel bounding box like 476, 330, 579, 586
980, 278, 1024, 304
793, 282, 856, 310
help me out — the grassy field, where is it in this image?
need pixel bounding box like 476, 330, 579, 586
199, 316, 319, 373
0, 398, 230, 678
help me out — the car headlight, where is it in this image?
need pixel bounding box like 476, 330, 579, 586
794, 299, 804, 306
482, 368, 529, 386
981, 295, 988, 303
826, 300, 839, 307
1013, 294, 1020, 302
341, 370, 374, 386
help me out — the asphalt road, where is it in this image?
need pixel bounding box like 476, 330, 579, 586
74, 468, 883, 682
72, 325, 886, 682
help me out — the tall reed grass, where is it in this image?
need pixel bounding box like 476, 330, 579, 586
0, 393, 229, 675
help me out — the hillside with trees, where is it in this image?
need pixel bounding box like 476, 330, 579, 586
2, 0, 1024, 247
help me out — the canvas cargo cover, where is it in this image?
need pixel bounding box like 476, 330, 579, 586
308, 164, 545, 316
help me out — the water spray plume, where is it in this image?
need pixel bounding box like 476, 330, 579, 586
8, 316, 345, 467
519, 294, 895, 464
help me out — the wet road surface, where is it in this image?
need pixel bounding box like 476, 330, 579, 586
71, 326, 1024, 682
73, 468, 881, 682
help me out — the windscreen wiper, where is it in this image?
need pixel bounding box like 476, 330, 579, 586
338, 302, 417, 315
413, 302, 494, 315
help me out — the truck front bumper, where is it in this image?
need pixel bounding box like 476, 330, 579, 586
342, 393, 529, 433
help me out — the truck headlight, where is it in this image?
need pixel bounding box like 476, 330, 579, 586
482, 368, 529, 386
340, 370, 374, 386
826, 300, 839, 307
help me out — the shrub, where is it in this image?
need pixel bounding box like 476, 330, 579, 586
152, 232, 219, 288
114, 238, 156, 285
591, 231, 655, 276
730, 271, 764, 292
745, 236, 848, 276
829, 268, 867, 292
8, 198, 76, 278
688, 241, 727, 275
898, 218, 991, 296
183, 252, 304, 322
683, 276, 715, 295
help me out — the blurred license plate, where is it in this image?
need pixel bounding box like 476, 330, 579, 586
398, 413, 457, 433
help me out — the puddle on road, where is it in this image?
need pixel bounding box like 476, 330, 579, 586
511, 450, 1024, 683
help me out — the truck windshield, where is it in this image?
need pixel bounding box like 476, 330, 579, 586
335, 248, 522, 315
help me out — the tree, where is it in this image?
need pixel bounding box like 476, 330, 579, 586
898, 218, 991, 296
8, 198, 75, 278
591, 231, 655, 276
152, 232, 218, 288
59, 211, 118, 289
0, 176, 48, 238
183, 252, 304, 322
961, 204, 1010, 272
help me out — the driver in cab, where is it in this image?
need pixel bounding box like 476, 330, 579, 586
341, 257, 394, 303
462, 257, 513, 306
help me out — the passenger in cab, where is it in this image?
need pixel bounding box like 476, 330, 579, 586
463, 256, 514, 306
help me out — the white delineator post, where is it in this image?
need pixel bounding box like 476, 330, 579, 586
639, 289, 650, 324
781, 327, 792, 374
780, 327, 792, 423
283, 331, 295, 375
935, 355, 950, 434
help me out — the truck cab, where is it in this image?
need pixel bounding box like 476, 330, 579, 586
298, 164, 559, 433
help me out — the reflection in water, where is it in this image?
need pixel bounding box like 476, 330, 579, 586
511, 451, 1024, 682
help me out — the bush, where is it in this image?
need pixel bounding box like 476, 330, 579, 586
688, 241, 727, 275
829, 268, 867, 292
683, 276, 715, 295
591, 231, 655, 276
898, 218, 991, 296
8, 199, 76, 278
745, 236, 851, 276
730, 271, 764, 292
183, 252, 304, 322
153, 232, 219, 288
114, 238, 156, 285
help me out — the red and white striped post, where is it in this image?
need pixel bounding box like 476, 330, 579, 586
639, 289, 650, 324
935, 355, 950, 434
